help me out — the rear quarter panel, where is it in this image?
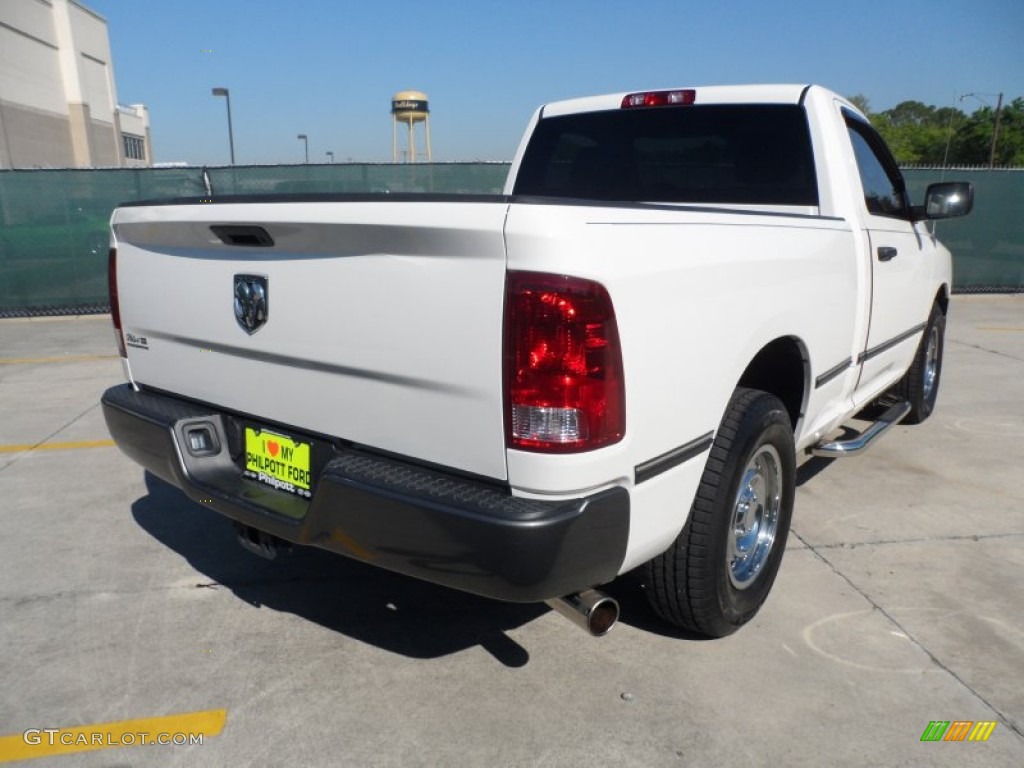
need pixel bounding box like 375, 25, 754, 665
504, 201, 857, 567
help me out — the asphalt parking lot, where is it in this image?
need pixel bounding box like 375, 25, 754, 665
1, 296, 1022, 767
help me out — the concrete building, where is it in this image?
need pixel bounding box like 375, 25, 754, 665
0, 0, 151, 168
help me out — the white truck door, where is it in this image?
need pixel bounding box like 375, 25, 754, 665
843, 113, 935, 398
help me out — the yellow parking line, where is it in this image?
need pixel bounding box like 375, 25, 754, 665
0, 354, 118, 364
0, 440, 115, 454
0, 709, 227, 762
976, 327, 1024, 332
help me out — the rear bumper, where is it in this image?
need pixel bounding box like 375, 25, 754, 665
101, 384, 629, 602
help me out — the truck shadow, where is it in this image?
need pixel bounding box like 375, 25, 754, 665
796, 455, 836, 486
132, 473, 708, 655
131, 472, 543, 667
600, 573, 717, 641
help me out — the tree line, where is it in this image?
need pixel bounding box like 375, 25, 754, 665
848, 94, 1023, 167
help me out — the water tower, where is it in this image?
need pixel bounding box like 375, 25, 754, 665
391, 90, 431, 163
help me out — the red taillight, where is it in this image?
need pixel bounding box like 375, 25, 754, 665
108, 247, 126, 358
504, 272, 625, 453
621, 89, 696, 108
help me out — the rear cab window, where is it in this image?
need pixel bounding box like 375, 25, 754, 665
513, 104, 819, 207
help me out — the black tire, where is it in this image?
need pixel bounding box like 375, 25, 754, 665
897, 302, 945, 425
644, 388, 796, 638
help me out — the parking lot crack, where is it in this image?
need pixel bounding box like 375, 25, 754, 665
0, 402, 102, 473
803, 531, 1024, 550
948, 337, 1024, 364
791, 529, 1024, 742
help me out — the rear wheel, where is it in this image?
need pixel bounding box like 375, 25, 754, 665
897, 302, 945, 424
645, 388, 795, 637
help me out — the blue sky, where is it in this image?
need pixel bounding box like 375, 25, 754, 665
84, 0, 1023, 166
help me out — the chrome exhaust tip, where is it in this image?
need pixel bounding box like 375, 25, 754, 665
544, 588, 619, 637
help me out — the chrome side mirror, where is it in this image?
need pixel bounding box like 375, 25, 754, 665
921, 181, 973, 220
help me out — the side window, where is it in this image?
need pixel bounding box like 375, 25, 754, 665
845, 116, 907, 217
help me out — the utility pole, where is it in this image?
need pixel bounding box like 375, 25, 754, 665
988, 92, 1003, 169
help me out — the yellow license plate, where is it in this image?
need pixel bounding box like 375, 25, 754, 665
244, 427, 312, 498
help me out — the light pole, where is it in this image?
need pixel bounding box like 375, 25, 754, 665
211, 87, 235, 165
960, 92, 1004, 169
989, 92, 1004, 169
326, 151, 334, 163
297, 134, 308, 164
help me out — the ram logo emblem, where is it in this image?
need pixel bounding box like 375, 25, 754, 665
234, 274, 268, 334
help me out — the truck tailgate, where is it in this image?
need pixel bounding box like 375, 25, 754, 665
111, 200, 510, 481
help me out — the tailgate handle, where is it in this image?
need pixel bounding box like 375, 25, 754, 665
211, 225, 275, 247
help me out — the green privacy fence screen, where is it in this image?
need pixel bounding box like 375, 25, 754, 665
902, 168, 1023, 291
0, 163, 511, 315
0, 164, 1020, 314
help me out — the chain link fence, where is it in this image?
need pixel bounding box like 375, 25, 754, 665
0, 164, 1020, 316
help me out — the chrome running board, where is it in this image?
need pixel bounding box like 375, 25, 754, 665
811, 400, 911, 458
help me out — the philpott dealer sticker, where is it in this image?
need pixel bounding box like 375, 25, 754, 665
244, 427, 312, 498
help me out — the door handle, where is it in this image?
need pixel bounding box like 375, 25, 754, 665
877, 247, 898, 262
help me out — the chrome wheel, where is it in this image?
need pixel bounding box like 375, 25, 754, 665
727, 444, 782, 590
922, 325, 940, 400
645, 388, 795, 636
897, 303, 945, 425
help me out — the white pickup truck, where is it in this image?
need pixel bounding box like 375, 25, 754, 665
102, 84, 972, 638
